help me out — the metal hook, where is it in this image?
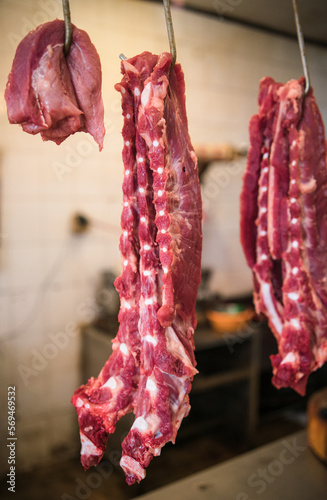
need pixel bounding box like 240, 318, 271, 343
163, 0, 177, 69
292, 0, 310, 94
62, 0, 72, 55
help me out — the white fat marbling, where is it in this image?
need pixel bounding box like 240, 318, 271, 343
102, 376, 117, 390
281, 352, 297, 365
120, 343, 128, 355
80, 434, 102, 457
132, 416, 148, 432
141, 82, 151, 106
146, 378, 157, 394
144, 335, 157, 346
120, 455, 146, 480
261, 282, 283, 335
290, 318, 300, 328
165, 326, 195, 371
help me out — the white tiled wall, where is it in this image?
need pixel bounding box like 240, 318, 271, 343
0, 0, 327, 472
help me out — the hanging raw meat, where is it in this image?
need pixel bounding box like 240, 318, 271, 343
72, 51, 202, 484
240, 76, 327, 395
5, 19, 105, 149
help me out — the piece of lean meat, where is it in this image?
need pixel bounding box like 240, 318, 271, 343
71, 52, 202, 484
240, 76, 327, 395
5, 19, 105, 149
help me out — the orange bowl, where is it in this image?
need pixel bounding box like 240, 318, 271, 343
206, 308, 255, 334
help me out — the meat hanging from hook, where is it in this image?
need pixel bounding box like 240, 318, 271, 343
292, 0, 310, 94
163, 0, 177, 68
117, 2, 176, 68
62, 0, 72, 54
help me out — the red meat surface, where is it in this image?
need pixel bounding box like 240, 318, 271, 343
5, 19, 105, 149
240, 77, 327, 395
72, 52, 202, 484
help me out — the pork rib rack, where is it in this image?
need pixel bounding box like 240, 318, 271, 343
72, 51, 202, 484
240, 76, 327, 396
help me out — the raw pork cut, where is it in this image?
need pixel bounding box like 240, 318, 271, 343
240, 76, 327, 395
72, 51, 202, 484
5, 19, 105, 149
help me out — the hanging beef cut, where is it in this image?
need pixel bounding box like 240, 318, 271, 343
5, 19, 105, 149
240, 76, 327, 395
71, 51, 202, 484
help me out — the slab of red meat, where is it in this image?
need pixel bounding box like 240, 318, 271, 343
5, 19, 105, 149
240, 76, 327, 395
72, 52, 202, 484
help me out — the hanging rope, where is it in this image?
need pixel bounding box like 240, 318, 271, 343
292, 0, 310, 94
62, 0, 72, 55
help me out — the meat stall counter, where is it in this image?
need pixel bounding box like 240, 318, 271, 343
135, 431, 327, 500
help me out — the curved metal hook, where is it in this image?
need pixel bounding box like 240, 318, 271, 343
62, 0, 72, 55
292, 0, 310, 94
163, 0, 177, 69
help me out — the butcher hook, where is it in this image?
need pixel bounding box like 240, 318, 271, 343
119, 2, 176, 68
163, 0, 177, 68
62, 0, 72, 55
292, 0, 310, 94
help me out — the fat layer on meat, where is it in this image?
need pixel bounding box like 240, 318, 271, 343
72, 52, 202, 484
240, 76, 327, 395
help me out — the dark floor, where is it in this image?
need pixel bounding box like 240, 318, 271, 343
0, 411, 304, 500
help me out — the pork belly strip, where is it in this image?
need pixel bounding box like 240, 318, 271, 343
120, 52, 201, 484
241, 76, 327, 395
5, 19, 105, 149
